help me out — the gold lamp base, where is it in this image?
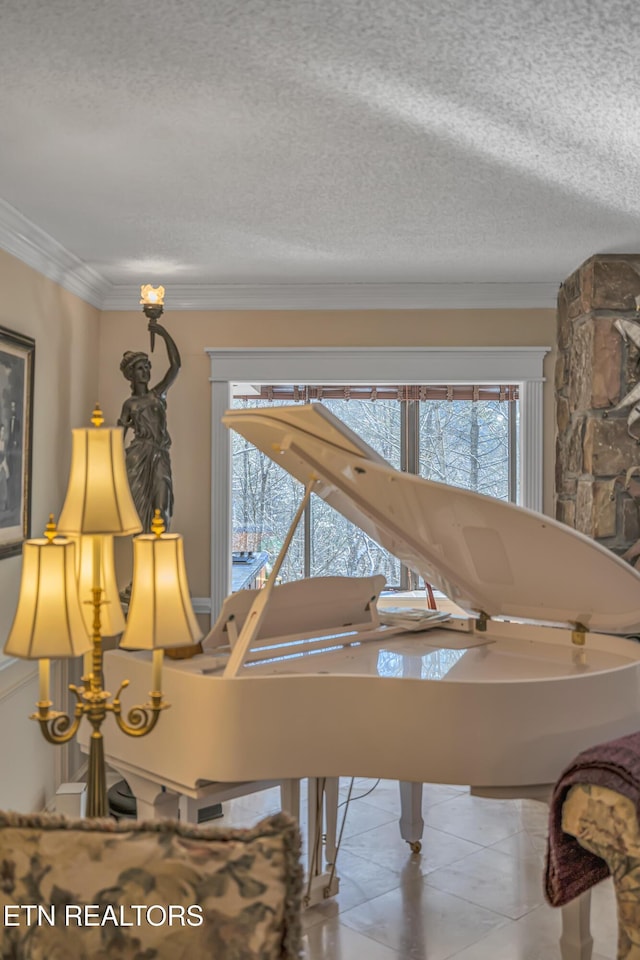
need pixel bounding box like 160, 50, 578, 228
33, 654, 167, 818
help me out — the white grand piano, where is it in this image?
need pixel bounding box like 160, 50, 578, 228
99, 404, 640, 960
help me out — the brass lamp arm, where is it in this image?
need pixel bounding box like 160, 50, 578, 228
32, 698, 84, 745
108, 691, 166, 737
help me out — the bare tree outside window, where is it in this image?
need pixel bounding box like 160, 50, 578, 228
231, 390, 516, 589
418, 399, 512, 499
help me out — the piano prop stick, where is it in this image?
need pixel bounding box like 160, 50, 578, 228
224, 476, 317, 678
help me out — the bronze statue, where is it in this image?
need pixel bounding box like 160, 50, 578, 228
118, 322, 180, 533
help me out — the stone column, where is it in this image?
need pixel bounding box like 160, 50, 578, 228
556, 254, 640, 556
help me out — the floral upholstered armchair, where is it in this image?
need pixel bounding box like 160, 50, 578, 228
0, 810, 302, 959
561, 784, 640, 960
546, 731, 640, 960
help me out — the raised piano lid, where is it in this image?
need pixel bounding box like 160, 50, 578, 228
223, 403, 640, 635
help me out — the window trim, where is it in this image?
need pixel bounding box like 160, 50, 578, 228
206, 346, 550, 621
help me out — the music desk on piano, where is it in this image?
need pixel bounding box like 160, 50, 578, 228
97, 404, 640, 959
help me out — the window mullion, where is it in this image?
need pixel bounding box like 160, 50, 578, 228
399, 400, 420, 591
508, 399, 517, 503
304, 500, 311, 578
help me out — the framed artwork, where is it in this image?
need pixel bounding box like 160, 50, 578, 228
0, 326, 34, 559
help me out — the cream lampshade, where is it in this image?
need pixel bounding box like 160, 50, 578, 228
57, 407, 140, 677
4, 523, 91, 703
120, 514, 203, 691
70, 534, 125, 637
57, 410, 142, 537
4, 530, 91, 660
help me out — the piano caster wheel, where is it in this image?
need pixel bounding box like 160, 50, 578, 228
408, 840, 422, 854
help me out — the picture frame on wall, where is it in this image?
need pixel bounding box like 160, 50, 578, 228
0, 326, 34, 559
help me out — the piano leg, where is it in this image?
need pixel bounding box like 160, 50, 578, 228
279, 779, 300, 819
308, 778, 325, 877
303, 778, 340, 907
559, 891, 593, 960
324, 777, 339, 865
399, 780, 424, 853
124, 772, 180, 821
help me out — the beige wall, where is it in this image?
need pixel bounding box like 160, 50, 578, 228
98, 307, 557, 599
0, 289, 556, 812
0, 250, 100, 813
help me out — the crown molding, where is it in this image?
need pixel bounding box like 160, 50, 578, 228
102, 280, 559, 311
0, 200, 559, 311
0, 197, 109, 308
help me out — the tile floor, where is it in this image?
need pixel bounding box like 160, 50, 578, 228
221, 778, 618, 960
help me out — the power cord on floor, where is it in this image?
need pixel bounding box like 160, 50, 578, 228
337, 778, 381, 808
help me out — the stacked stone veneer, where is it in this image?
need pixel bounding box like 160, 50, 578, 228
556, 254, 640, 556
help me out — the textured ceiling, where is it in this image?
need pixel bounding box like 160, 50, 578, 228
1, 0, 640, 301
